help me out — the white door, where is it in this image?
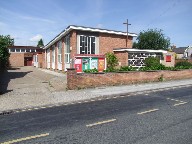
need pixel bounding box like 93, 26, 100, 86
47, 48, 50, 69
57, 41, 62, 70
52, 47, 55, 69
64, 35, 70, 71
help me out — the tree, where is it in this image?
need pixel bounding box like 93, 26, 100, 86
135, 29, 170, 50
0, 35, 14, 68
37, 38, 44, 47
132, 41, 138, 48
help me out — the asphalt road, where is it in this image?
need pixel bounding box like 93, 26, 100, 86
0, 86, 192, 144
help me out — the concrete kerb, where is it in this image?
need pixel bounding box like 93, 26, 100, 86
1, 83, 191, 116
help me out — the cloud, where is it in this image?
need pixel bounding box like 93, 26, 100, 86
96, 24, 103, 28
30, 34, 42, 42
21, 16, 55, 24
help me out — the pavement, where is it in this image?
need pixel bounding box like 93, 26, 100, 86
0, 66, 192, 112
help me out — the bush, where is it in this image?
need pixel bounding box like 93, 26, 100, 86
175, 61, 192, 67
105, 52, 118, 70
144, 57, 160, 67
119, 66, 137, 71
83, 68, 98, 73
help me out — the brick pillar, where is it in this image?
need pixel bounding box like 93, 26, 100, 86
50, 48, 52, 69
67, 68, 77, 90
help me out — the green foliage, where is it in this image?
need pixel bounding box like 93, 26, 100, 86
135, 29, 170, 50
37, 38, 44, 47
175, 61, 192, 67
132, 41, 138, 48
119, 66, 137, 71
105, 52, 118, 70
83, 68, 98, 73
144, 57, 160, 67
139, 57, 166, 71
0, 35, 14, 68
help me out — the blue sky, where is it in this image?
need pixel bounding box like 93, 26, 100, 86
0, 0, 191, 47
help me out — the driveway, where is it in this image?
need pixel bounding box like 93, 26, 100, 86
0, 66, 67, 111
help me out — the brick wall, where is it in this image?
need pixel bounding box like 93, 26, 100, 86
70, 30, 77, 65
67, 69, 192, 90
99, 33, 132, 54
9, 53, 24, 67
114, 51, 128, 67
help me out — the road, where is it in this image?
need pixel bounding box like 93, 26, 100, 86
0, 86, 192, 144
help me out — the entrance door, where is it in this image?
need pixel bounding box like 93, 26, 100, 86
24, 57, 32, 66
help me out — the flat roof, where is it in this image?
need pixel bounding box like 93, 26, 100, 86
113, 48, 168, 54
43, 25, 137, 49
8, 46, 41, 49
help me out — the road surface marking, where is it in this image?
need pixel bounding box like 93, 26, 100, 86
86, 119, 116, 127
21, 109, 26, 112
48, 105, 53, 108
27, 108, 32, 111
34, 107, 39, 110
40, 106, 46, 109
98, 98, 102, 101
120, 96, 125, 98
1, 133, 49, 144
91, 99, 95, 102
113, 96, 118, 99
174, 102, 188, 106
83, 101, 89, 103
137, 109, 159, 115
78, 101, 82, 103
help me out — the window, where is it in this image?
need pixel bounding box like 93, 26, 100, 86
26, 49, 30, 52
16, 48, 20, 52
21, 49, 25, 52
10, 48, 15, 52
58, 41, 62, 63
52, 46, 55, 63
64, 35, 70, 63
31, 49, 36, 52
79, 35, 95, 54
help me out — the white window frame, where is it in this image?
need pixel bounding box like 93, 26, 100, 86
79, 35, 96, 54
64, 35, 70, 63
58, 41, 62, 63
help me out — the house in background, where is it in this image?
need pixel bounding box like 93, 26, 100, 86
8, 46, 43, 67
43, 25, 137, 72
172, 46, 192, 59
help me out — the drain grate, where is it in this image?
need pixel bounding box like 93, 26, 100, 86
0, 110, 14, 116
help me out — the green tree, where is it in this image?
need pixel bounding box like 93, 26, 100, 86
37, 38, 44, 47
135, 29, 170, 50
0, 35, 14, 68
132, 41, 138, 48
105, 52, 118, 70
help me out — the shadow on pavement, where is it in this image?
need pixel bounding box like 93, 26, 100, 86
0, 69, 32, 95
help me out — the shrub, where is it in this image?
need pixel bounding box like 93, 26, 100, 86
105, 52, 118, 70
144, 57, 160, 67
119, 66, 137, 71
83, 68, 98, 73
175, 61, 192, 67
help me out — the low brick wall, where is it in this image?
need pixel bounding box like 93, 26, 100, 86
67, 69, 192, 90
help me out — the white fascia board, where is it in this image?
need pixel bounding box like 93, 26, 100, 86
70, 26, 137, 37
43, 25, 137, 49
43, 27, 72, 49
114, 48, 168, 53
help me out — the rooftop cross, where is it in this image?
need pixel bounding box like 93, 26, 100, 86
123, 19, 131, 47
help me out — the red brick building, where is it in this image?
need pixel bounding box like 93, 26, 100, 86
8, 46, 43, 67
43, 25, 137, 71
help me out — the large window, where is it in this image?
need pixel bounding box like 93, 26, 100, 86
64, 35, 70, 63
58, 41, 62, 63
79, 35, 95, 54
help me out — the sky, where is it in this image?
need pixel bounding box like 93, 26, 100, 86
0, 0, 191, 47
